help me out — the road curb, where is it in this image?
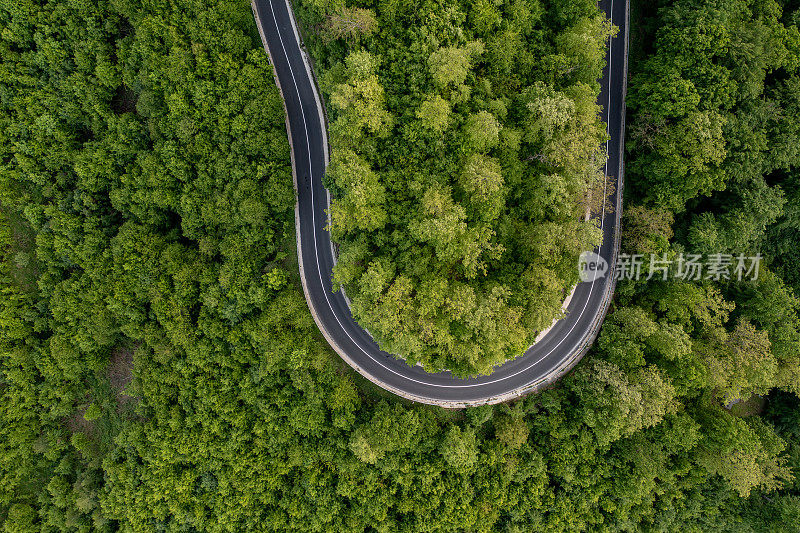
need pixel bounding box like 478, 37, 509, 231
252, 0, 630, 408
252, 0, 452, 406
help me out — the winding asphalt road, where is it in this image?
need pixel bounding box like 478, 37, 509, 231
252, 0, 629, 407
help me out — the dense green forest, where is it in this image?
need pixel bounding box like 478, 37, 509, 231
2, 0, 800, 531
297, 0, 613, 375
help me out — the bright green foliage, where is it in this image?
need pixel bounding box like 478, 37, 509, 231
644, 110, 727, 208
83, 404, 102, 422
328, 50, 393, 148
416, 94, 452, 132
328, 149, 387, 235
2, 0, 800, 531
428, 42, 484, 89
556, 13, 618, 84
524, 82, 608, 186
0, 0, 295, 527
463, 110, 501, 152
733, 272, 800, 396
703, 318, 777, 401
695, 406, 791, 497
586, 275, 800, 500
440, 425, 479, 472
311, 0, 610, 375
571, 359, 677, 447
349, 402, 420, 463
461, 154, 505, 221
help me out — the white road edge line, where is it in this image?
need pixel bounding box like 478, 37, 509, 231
265, 0, 617, 391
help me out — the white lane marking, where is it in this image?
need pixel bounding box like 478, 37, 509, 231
266, 0, 618, 390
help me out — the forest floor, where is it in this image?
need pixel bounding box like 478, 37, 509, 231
4, 206, 39, 293
106, 346, 136, 413
728, 395, 768, 418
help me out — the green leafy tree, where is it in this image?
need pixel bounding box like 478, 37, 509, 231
428, 42, 484, 89
328, 149, 388, 236
440, 425, 479, 472
416, 95, 451, 133
695, 406, 791, 497
329, 51, 393, 147
463, 110, 501, 153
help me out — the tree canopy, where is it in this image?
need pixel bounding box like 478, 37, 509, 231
1, 0, 800, 531
307, 0, 612, 375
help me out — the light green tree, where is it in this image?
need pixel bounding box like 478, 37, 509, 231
328, 149, 387, 236
440, 425, 479, 472
428, 41, 484, 89
463, 110, 500, 153
416, 95, 451, 133
329, 51, 393, 147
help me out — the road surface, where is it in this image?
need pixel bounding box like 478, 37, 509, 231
252, 0, 629, 407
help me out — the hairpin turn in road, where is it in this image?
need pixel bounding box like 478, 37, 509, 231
252, 0, 630, 407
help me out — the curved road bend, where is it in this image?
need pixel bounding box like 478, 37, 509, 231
252, 0, 629, 407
